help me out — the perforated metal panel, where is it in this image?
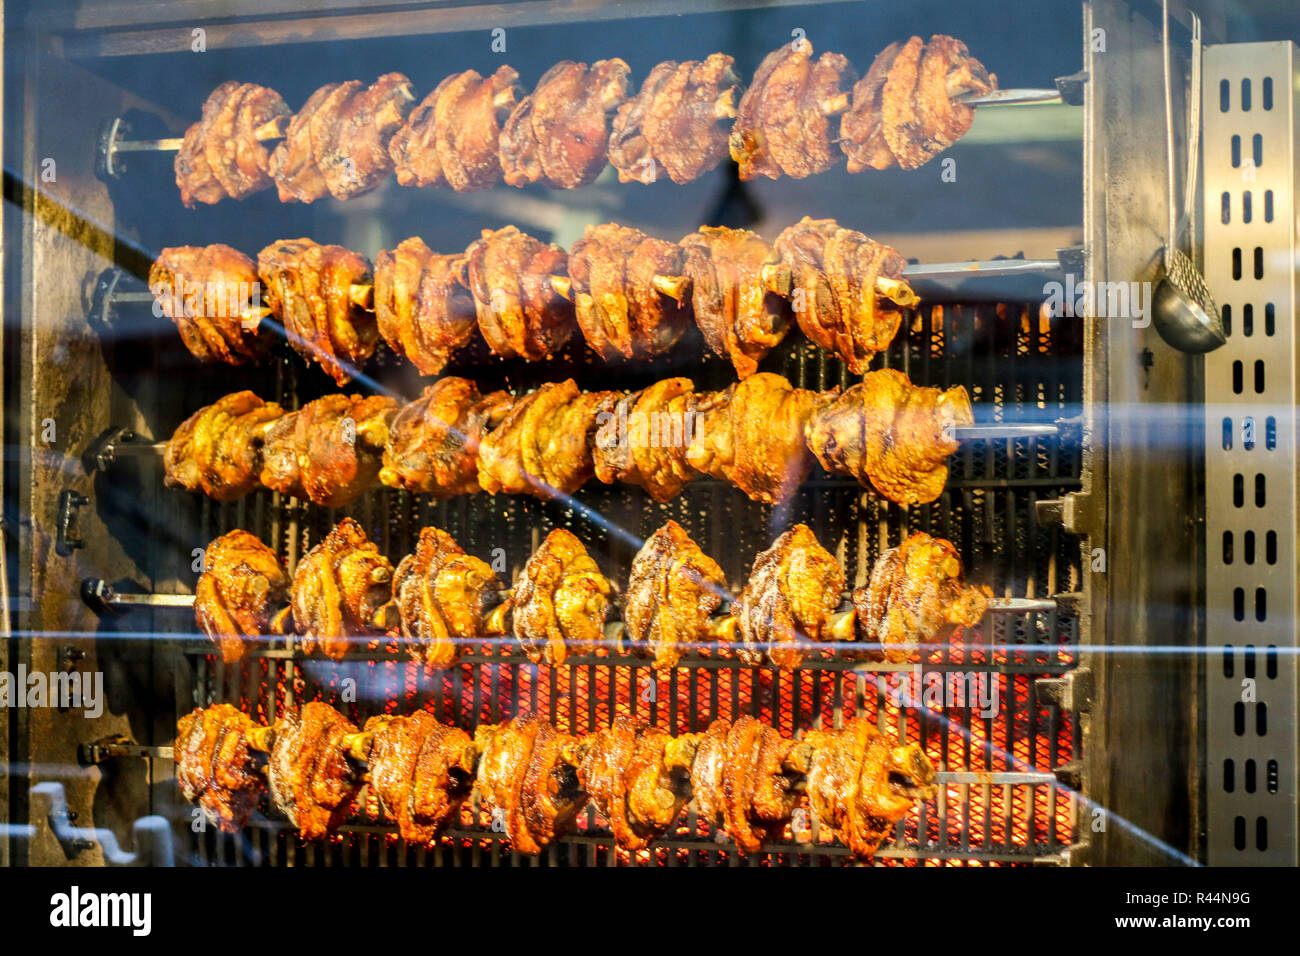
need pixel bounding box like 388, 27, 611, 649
1203, 41, 1300, 866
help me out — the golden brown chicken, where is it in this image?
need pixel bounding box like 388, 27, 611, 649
574, 716, 694, 850
804, 368, 972, 505
567, 222, 692, 361
499, 60, 630, 189
854, 531, 990, 662
149, 245, 276, 365
463, 226, 576, 361
380, 378, 512, 497
593, 377, 698, 502
622, 521, 727, 671
269, 73, 415, 202
689, 716, 804, 854
774, 218, 919, 374
802, 718, 938, 860
608, 54, 742, 184
164, 390, 285, 501
290, 518, 394, 661
257, 238, 377, 385
259, 393, 396, 507
175, 81, 291, 206
687, 372, 829, 504
679, 226, 793, 379
732, 524, 846, 670
175, 703, 267, 833
373, 238, 477, 375
509, 529, 612, 665
389, 66, 520, 191
390, 527, 503, 669
194, 530, 290, 663
476, 380, 617, 498
266, 702, 365, 840
841, 35, 996, 173
730, 42, 856, 181
474, 715, 586, 855
363, 711, 477, 843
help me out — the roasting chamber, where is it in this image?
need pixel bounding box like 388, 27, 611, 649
0, 0, 1295, 877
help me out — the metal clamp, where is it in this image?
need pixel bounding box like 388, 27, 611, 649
80, 734, 174, 765
1035, 667, 1093, 712
1054, 70, 1089, 107
55, 489, 88, 556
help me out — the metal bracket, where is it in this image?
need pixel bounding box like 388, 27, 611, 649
95, 117, 130, 180
1034, 490, 1098, 537
1054, 70, 1089, 106
1056, 244, 1088, 278
1052, 759, 1083, 790
1034, 839, 1090, 866
1036, 667, 1093, 712
79, 734, 174, 765
55, 489, 88, 556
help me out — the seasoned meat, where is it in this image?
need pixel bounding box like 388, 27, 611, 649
164, 390, 284, 501
150, 245, 275, 365
175, 704, 266, 833
194, 530, 290, 663
175, 81, 290, 206
259, 393, 395, 507
289, 518, 394, 661
373, 237, 476, 375
509, 528, 612, 665
266, 702, 364, 839
593, 377, 697, 502
463, 226, 576, 361
363, 711, 476, 843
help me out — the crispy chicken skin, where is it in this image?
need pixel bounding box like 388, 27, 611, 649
150, 245, 276, 365
477, 379, 617, 498
464, 226, 576, 360
260, 393, 395, 507
175, 81, 291, 206
842, 35, 996, 173
380, 377, 512, 497
687, 372, 829, 505
803, 718, 938, 859
593, 377, 697, 502
269, 73, 415, 202
774, 217, 917, 374
194, 530, 290, 663
854, 531, 990, 662
363, 711, 476, 843
690, 716, 803, 853
390, 527, 503, 669
509, 529, 612, 665
475, 715, 586, 855
609, 54, 742, 184
175, 704, 266, 833
575, 715, 693, 850
623, 521, 726, 671
732, 524, 845, 670
568, 222, 692, 361
257, 238, 377, 385
373, 238, 477, 375
390, 66, 520, 191
500, 59, 630, 189
679, 226, 792, 378
730, 42, 856, 181
266, 702, 364, 839
805, 368, 972, 505
290, 518, 394, 661
164, 390, 284, 501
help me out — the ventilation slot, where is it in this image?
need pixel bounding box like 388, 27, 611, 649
1223, 303, 1232, 335
1265, 416, 1276, 450
1231, 135, 1241, 167
1233, 700, 1245, 734
1262, 76, 1273, 110
1222, 417, 1233, 450
1266, 645, 1278, 679
1233, 473, 1244, 507
1243, 644, 1256, 677
1267, 760, 1278, 793
1245, 758, 1256, 793
1223, 643, 1234, 677
1220, 78, 1231, 111
1252, 133, 1263, 167
1264, 302, 1274, 336
1222, 530, 1233, 563
1255, 588, 1266, 622
1256, 817, 1268, 851
1224, 758, 1235, 792
1221, 191, 1231, 223
1264, 190, 1274, 223
1234, 816, 1246, 850
1256, 701, 1267, 735
1241, 78, 1252, 111
1243, 417, 1255, 451
1243, 303, 1253, 336
1255, 473, 1266, 506
1254, 360, 1265, 393
1232, 360, 1243, 394
1243, 531, 1255, 565
1233, 587, 1245, 621
1242, 191, 1252, 223
1265, 530, 1277, 564
1233, 247, 1242, 279
1254, 247, 1264, 279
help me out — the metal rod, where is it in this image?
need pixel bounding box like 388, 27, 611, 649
950, 423, 1059, 440
902, 258, 1062, 279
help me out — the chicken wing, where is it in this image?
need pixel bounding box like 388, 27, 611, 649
373, 237, 477, 375
509, 528, 612, 665
463, 225, 576, 361
260, 393, 395, 507
266, 702, 364, 839
593, 377, 697, 502
290, 518, 394, 661
175, 704, 266, 833
164, 390, 284, 501
194, 530, 290, 663
150, 245, 275, 365
363, 711, 476, 843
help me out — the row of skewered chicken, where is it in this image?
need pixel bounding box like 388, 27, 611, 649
148, 216, 917, 384
195, 515, 990, 672
177, 701, 937, 860
174, 35, 995, 206
163, 369, 971, 509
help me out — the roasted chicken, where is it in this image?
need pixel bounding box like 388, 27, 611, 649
269, 73, 415, 202
194, 530, 290, 663
175, 81, 291, 206
260, 393, 396, 507
592, 377, 697, 502
474, 715, 586, 855
389, 66, 520, 191
679, 226, 793, 378
730, 42, 856, 181
805, 369, 972, 505
567, 222, 692, 361
266, 702, 365, 840
609, 54, 742, 184
175, 703, 267, 833
164, 390, 284, 501
149, 245, 275, 365
363, 711, 477, 843
290, 518, 394, 661
622, 521, 726, 671
390, 527, 503, 668
373, 238, 477, 375
841, 35, 996, 173
508, 529, 612, 665
774, 217, 919, 374
499, 59, 630, 189
854, 531, 991, 662
379, 377, 512, 497
463, 226, 575, 361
